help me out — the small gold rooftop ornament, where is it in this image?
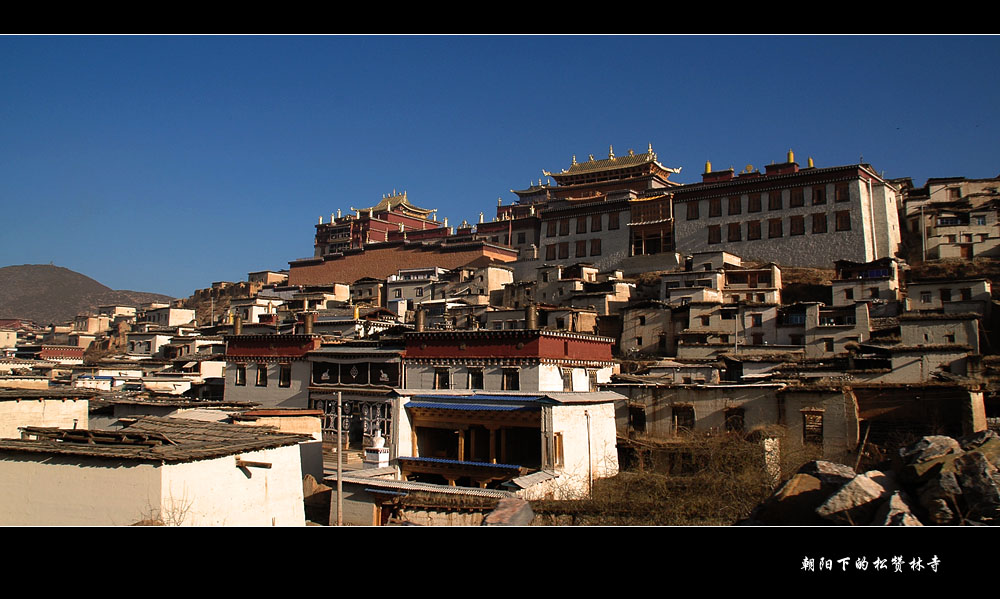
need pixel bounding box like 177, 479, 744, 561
745, 165, 754, 173
571, 155, 577, 165
628, 148, 635, 156
609, 145, 615, 160
589, 154, 594, 161
808, 157, 814, 168
705, 160, 712, 174
787, 149, 795, 163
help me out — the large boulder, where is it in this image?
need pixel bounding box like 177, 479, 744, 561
958, 430, 999, 452
953, 451, 1000, 521
871, 490, 922, 526
917, 470, 962, 525
752, 473, 832, 525
797, 461, 857, 487
816, 470, 901, 525
899, 435, 962, 465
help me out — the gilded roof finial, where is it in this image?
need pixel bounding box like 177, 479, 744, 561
808, 157, 814, 168
787, 149, 795, 164
609, 145, 615, 159
648, 142, 653, 154
628, 148, 635, 156
588, 154, 594, 161
571, 154, 577, 165
705, 160, 712, 174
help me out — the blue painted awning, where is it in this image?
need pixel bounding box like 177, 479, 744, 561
405, 402, 538, 412
413, 394, 545, 402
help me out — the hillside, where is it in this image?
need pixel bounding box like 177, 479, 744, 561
0, 264, 176, 326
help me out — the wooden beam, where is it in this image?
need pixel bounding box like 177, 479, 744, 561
489, 427, 496, 463
236, 459, 272, 469
500, 428, 507, 463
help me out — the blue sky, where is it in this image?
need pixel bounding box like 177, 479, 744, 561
2, 35, 998, 298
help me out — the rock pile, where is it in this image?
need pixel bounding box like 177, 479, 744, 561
745, 431, 1000, 525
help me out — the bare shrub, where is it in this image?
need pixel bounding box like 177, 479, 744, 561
531, 432, 778, 525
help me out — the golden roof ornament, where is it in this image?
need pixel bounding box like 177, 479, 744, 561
705, 160, 712, 174
571, 155, 577, 165
609, 145, 615, 160
588, 154, 594, 161
787, 149, 795, 163
808, 157, 814, 168
628, 149, 635, 156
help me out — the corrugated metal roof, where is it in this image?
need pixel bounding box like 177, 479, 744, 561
329, 474, 515, 498
398, 456, 522, 469
0, 416, 309, 463
506, 469, 558, 489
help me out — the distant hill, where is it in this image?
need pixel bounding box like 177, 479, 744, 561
0, 264, 176, 326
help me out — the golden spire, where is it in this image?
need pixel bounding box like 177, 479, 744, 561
705, 160, 712, 174
787, 149, 795, 164
648, 142, 653, 153
588, 154, 594, 161
609, 145, 615, 159
808, 157, 814, 168
571, 154, 577, 165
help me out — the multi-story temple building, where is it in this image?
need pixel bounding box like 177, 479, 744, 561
671, 152, 903, 267
491, 144, 686, 278
313, 191, 443, 257
294, 146, 905, 288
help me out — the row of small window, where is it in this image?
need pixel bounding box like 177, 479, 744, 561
434, 367, 520, 390
707, 212, 851, 244
545, 213, 620, 237
391, 287, 433, 299
937, 216, 987, 226
234, 364, 292, 388
918, 288, 974, 302
686, 183, 851, 220
486, 232, 529, 245
941, 233, 989, 243
545, 238, 602, 260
